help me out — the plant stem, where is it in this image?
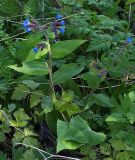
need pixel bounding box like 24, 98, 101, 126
44, 33, 55, 95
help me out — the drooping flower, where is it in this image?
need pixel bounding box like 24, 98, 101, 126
52, 13, 65, 38
23, 18, 37, 33
58, 27, 65, 34
23, 19, 30, 27
56, 14, 63, 20
33, 43, 46, 54
33, 47, 38, 53
60, 20, 65, 26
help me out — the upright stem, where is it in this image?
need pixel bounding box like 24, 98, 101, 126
48, 45, 55, 95
44, 33, 55, 95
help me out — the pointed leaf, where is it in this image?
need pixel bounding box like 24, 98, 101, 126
66, 116, 106, 145
57, 120, 81, 153
53, 63, 84, 84
52, 40, 87, 58
8, 61, 48, 75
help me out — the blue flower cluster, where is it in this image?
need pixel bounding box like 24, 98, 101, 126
53, 14, 65, 34
23, 19, 31, 33
23, 15, 65, 53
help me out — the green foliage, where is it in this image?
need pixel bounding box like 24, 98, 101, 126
57, 115, 106, 152
53, 63, 84, 84
55, 91, 81, 117
52, 40, 87, 58
12, 84, 30, 100
8, 61, 49, 75
0, 0, 135, 159
0, 152, 7, 160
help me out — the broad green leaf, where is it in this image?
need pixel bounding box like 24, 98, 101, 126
41, 96, 53, 114
22, 137, 39, 147
53, 63, 84, 84
12, 84, 30, 100
22, 80, 39, 90
8, 103, 16, 112
30, 93, 41, 108
92, 94, 113, 108
30, 90, 43, 108
82, 71, 101, 89
57, 120, 81, 153
26, 42, 50, 62
10, 109, 30, 127
8, 61, 48, 76
52, 40, 87, 58
66, 115, 106, 145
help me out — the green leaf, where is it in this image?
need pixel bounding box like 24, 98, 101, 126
8, 61, 48, 76
82, 71, 102, 89
116, 151, 131, 160
52, 40, 87, 58
30, 90, 43, 108
41, 96, 53, 114
57, 120, 81, 153
106, 115, 118, 122
26, 42, 50, 62
87, 34, 112, 52
55, 91, 81, 117
53, 63, 84, 84
22, 150, 38, 160
0, 152, 7, 160
22, 80, 39, 90
126, 0, 135, 4
10, 109, 30, 127
92, 94, 113, 108
111, 140, 126, 151
0, 132, 5, 142
8, 103, 16, 112
12, 84, 30, 100
66, 115, 106, 145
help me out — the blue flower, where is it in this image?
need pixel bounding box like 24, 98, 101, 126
23, 18, 32, 33
58, 28, 65, 34
33, 47, 38, 53
60, 20, 65, 26
127, 37, 132, 43
23, 19, 30, 27
56, 14, 63, 20
25, 27, 32, 33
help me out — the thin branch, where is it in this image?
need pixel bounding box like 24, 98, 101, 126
78, 80, 135, 90
15, 143, 80, 160
39, 12, 83, 29
0, 31, 26, 42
